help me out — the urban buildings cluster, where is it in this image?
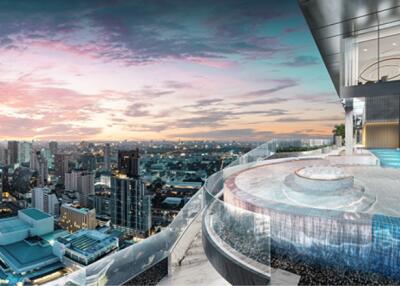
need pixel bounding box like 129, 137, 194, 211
0, 139, 252, 284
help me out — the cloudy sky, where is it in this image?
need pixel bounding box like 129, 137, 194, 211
0, 0, 343, 141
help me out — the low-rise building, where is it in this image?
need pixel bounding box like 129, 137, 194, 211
53, 229, 118, 265
59, 203, 97, 233
0, 208, 54, 245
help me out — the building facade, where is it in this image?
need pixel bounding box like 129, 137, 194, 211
31, 187, 60, 217
300, 0, 400, 150
7, 141, 18, 166
110, 175, 151, 235
104, 143, 111, 171
18, 141, 32, 164
118, 149, 140, 178
65, 170, 95, 207
30, 150, 48, 186
59, 204, 97, 232
54, 153, 70, 181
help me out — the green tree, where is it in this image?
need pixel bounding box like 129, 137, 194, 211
332, 124, 345, 139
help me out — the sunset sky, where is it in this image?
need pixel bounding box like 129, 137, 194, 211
0, 0, 343, 141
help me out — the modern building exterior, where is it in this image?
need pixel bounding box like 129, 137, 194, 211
300, 0, 400, 150
54, 153, 70, 181
65, 170, 95, 207
53, 229, 119, 265
110, 149, 151, 235
89, 189, 111, 217
32, 187, 60, 217
30, 150, 49, 186
79, 153, 96, 172
118, 149, 140, 178
7, 140, 19, 166
0, 146, 7, 165
110, 175, 151, 235
104, 143, 111, 171
18, 141, 32, 164
59, 203, 97, 233
0, 208, 54, 245
49, 141, 58, 155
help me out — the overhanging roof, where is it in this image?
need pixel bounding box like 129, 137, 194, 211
299, 0, 400, 94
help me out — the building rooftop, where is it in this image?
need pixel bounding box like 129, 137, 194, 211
163, 197, 183, 205
62, 204, 92, 214
0, 240, 59, 273
58, 229, 118, 257
0, 217, 30, 234
20, 208, 52, 220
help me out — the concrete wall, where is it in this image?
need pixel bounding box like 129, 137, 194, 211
0, 227, 29, 245
18, 211, 54, 236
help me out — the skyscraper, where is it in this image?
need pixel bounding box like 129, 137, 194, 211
65, 170, 95, 207
79, 153, 96, 171
54, 153, 70, 181
111, 148, 151, 235
18, 142, 32, 164
104, 143, 111, 171
30, 150, 48, 186
117, 149, 140, 178
7, 141, 18, 165
0, 169, 3, 204
32, 187, 60, 216
110, 175, 151, 235
0, 146, 7, 165
49, 141, 58, 155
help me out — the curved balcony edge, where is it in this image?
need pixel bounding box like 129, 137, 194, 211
202, 211, 270, 285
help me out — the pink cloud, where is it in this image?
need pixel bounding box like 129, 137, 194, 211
186, 56, 236, 68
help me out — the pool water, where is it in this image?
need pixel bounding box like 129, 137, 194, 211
370, 149, 400, 168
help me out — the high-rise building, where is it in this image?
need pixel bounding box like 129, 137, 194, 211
88, 191, 111, 217
112, 149, 150, 234
110, 175, 151, 235
31, 187, 59, 216
7, 141, 19, 165
104, 143, 111, 171
54, 153, 70, 181
41, 148, 54, 169
0, 169, 3, 204
118, 149, 140, 178
49, 141, 58, 155
65, 170, 94, 207
59, 203, 97, 233
79, 153, 96, 171
30, 150, 48, 186
18, 141, 32, 164
0, 146, 7, 165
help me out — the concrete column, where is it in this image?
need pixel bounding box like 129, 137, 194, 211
345, 107, 353, 155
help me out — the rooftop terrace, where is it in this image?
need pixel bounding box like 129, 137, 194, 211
20, 208, 52, 220
0, 240, 58, 273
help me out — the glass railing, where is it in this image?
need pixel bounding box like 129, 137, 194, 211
45, 137, 332, 286
203, 171, 271, 280
202, 138, 333, 282
46, 188, 204, 286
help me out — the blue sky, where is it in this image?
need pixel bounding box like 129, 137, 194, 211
0, 0, 342, 141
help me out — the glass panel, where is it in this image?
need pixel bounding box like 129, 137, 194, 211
378, 21, 400, 82
357, 26, 379, 85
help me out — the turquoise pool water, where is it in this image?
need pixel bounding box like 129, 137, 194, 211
370, 149, 400, 168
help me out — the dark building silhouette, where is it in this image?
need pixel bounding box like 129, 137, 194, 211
111, 148, 151, 235
118, 149, 140, 178
7, 141, 18, 165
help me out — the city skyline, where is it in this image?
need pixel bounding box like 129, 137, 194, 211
0, 0, 342, 141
